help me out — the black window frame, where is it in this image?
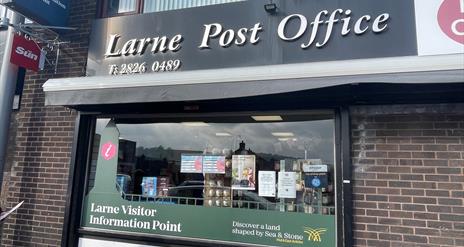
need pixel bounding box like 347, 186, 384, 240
99, 0, 143, 18
97, 0, 246, 18
62, 105, 352, 247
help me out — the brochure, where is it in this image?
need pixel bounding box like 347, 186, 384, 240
278, 172, 296, 198
258, 171, 276, 197
231, 155, 256, 190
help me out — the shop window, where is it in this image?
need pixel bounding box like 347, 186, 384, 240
83, 112, 337, 246
105, 0, 139, 16
102, 0, 246, 17
143, 0, 246, 14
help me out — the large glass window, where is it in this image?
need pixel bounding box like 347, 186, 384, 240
106, 0, 138, 16
88, 112, 335, 214
83, 112, 337, 246
143, 0, 245, 14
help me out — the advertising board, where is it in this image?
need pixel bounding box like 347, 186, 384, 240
87, 0, 417, 76
1, 0, 69, 27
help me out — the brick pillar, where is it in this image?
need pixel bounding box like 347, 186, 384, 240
351, 104, 464, 247
1, 0, 96, 246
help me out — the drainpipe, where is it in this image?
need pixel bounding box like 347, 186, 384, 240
0, 10, 23, 193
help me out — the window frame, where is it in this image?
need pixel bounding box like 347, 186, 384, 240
62, 107, 351, 247
98, 0, 246, 18
89, 111, 338, 212
100, 0, 143, 18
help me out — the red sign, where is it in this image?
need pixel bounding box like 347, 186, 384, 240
101, 141, 117, 161
10, 34, 42, 71
438, 0, 464, 44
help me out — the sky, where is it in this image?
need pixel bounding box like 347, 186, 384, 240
96, 118, 335, 164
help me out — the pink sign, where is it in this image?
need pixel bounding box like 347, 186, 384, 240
437, 0, 464, 44
101, 142, 117, 161
216, 158, 225, 173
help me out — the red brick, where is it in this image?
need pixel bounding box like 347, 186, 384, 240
389, 196, 412, 203
449, 144, 464, 151
403, 235, 427, 243
399, 144, 422, 151
411, 137, 435, 144
402, 188, 425, 196
366, 240, 390, 247
437, 183, 463, 190
389, 211, 413, 219
366, 209, 389, 217
354, 231, 378, 239
367, 224, 389, 232
436, 152, 461, 159
414, 227, 440, 236
388, 152, 412, 158
413, 212, 438, 220
425, 190, 450, 197
378, 233, 402, 241
412, 167, 435, 174
427, 221, 453, 229
402, 219, 426, 227
377, 188, 400, 195
436, 167, 462, 174
413, 197, 437, 204
400, 174, 424, 181
391, 226, 414, 234
439, 213, 464, 222
376, 144, 399, 150
412, 152, 435, 158
438, 198, 463, 206
386, 137, 410, 144
402, 204, 426, 212
429, 237, 454, 245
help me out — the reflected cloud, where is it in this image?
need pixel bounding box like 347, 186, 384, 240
96, 119, 335, 164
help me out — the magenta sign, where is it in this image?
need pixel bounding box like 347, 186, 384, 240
438, 0, 464, 44
101, 142, 117, 161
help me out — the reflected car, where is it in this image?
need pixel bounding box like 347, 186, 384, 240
233, 190, 277, 211
157, 181, 277, 210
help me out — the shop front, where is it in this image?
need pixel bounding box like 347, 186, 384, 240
42, 0, 463, 246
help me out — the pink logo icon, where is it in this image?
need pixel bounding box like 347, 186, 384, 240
101, 142, 116, 160
438, 0, 464, 44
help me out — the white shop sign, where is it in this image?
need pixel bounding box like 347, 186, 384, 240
415, 0, 464, 56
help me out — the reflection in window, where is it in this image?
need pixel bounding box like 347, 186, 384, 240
89, 113, 336, 215
107, 0, 137, 16
143, 0, 246, 13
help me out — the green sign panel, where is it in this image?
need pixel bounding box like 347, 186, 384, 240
82, 121, 336, 246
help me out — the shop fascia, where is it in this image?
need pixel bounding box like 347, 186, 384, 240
104, 8, 389, 58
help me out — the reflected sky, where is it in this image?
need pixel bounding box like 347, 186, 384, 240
96, 118, 334, 164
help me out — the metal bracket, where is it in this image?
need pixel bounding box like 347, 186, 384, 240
0, 5, 77, 73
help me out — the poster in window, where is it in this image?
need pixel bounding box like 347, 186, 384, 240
141, 177, 157, 197
231, 155, 256, 190
181, 154, 203, 173
278, 172, 296, 198
203, 155, 226, 174
258, 171, 276, 197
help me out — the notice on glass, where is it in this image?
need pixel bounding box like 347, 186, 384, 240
258, 171, 276, 197
203, 155, 226, 174
141, 177, 157, 197
232, 155, 256, 190
181, 155, 203, 173
278, 172, 296, 198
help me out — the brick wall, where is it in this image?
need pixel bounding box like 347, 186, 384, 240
1, 0, 96, 246
351, 104, 464, 247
